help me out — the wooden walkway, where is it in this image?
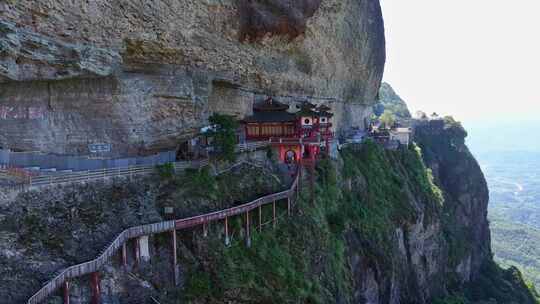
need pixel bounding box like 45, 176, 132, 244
27, 169, 300, 304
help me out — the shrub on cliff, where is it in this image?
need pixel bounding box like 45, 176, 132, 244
379, 109, 396, 128
208, 113, 239, 162
155, 163, 175, 180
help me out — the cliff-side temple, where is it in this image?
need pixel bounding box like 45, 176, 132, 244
242, 98, 334, 163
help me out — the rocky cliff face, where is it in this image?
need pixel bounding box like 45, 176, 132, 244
0, 0, 385, 155
339, 121, 488, 303
414, 119, 491, 284
322, 118, 534, 304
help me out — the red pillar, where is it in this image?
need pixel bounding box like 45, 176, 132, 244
224, 217, 230, 246
272, 200, 276, 229
172, 229, 179, 286
245, 211, 251, 248
326, 139, 330, 156
63, 281, 70, 304
296, 144, 301, 201
121, 243, 127, 267
299, 150, 303, 194
287, 197, 291, 216
133, 238, 140, 266
203, 222, 208, 238
258, 205, 262, 232
90, 272, 100, 304
296, 179, 299, 201
310, 165, 315, 205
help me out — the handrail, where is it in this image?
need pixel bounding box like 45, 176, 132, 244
268, 137, 333, 145
235, 141, 270, 153
24, 159, 209, 188
27, 169, 299, 304
7, 141, 268, 188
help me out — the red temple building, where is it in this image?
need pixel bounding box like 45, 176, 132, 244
242, 98, 334, 164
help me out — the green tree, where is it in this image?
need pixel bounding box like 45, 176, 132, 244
208, 113, 239, 162
379, 110, 396, 128
155, 163, 175, 180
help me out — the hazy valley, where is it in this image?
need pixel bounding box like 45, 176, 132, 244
469, 127, 540, 290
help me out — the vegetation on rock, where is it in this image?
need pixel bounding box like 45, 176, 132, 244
374, 82, 412, 119
379, 110, 396, 128
208, 113, 239, 162
155, 163, 176, 180
181, 142, 447, 303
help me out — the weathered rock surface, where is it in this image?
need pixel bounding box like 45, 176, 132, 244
0, 0, 385, 155
0, 20, 122, 82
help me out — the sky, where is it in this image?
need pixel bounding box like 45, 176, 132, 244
380, 0, 540, 124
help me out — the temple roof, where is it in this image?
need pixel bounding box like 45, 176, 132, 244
243, 111, 296, 123
318, 110, 334, 118
317, 104, 331, 112
253, 97, 290, 112
246, 98, 334, 122
295, 107, 318, 117
302, 101, 317, 109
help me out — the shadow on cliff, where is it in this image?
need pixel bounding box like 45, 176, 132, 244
238, 0, 322, 42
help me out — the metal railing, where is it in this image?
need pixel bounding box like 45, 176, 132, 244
235, 141, 270, 153
24, 160, 209, 188
27, 170, 299, 304
269, 136, 334, 145
4, 141, 269, 189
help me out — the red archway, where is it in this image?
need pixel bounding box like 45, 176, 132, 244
285, 150, 297, 164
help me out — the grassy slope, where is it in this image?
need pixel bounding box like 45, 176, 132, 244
181, 142, 539, 304
181, 142, 444, 303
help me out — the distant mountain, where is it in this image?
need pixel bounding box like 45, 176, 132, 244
374, 82, 412, 119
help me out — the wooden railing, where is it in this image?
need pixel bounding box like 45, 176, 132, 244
27, 170, 300, 304
27, 221, 176, 304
